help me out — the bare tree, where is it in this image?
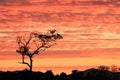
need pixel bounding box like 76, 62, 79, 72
16, 29, 63, 71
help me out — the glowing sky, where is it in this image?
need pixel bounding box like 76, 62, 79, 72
0, 0, 120, 74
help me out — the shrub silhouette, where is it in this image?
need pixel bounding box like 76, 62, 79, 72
0, 68, 120, 80
98, 65, 109, 71
111, 65, 118, 72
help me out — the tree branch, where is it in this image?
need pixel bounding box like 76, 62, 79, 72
32, 46, 43, 56
25, 33, 32, 46
17, 36, 26, 46
19, 62, 30, 67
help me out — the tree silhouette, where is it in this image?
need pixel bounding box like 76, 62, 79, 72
16, 29, 63, 71
111, 65, 118, 72
98, 65, 109, 71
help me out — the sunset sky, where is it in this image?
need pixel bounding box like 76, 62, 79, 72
0, 0, 120, 74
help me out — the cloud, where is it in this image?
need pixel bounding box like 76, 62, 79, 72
0, 0, 29, 6
1, 0, 119, 6
0, 33, 9, 37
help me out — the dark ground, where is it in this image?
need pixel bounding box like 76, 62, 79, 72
0, 68, 120, 80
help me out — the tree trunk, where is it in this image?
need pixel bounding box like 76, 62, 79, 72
22, 55, 24, 63
29, 56, 33, 72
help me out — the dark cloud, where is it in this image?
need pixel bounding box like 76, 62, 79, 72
1, 10, 120, 24
0, 0, 119, 6
0, 0, 29, 6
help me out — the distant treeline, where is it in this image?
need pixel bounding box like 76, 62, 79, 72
0, 68, 120, 80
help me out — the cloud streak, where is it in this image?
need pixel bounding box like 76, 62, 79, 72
0, 0, 29, 6
0, 0, 120, 6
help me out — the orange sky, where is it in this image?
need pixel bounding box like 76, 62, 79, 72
0, 0, 120, 74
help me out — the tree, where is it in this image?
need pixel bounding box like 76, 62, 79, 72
98, 65, 109, 71
16, 29, 63, 71
111, 65, 118, 72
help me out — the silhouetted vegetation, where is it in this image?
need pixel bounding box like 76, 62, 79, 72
98, 65, 109, 71
111, 65, 119, 72
0, 68, 120, 80
16, 29, 63, 71
98, 65, 120, 72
